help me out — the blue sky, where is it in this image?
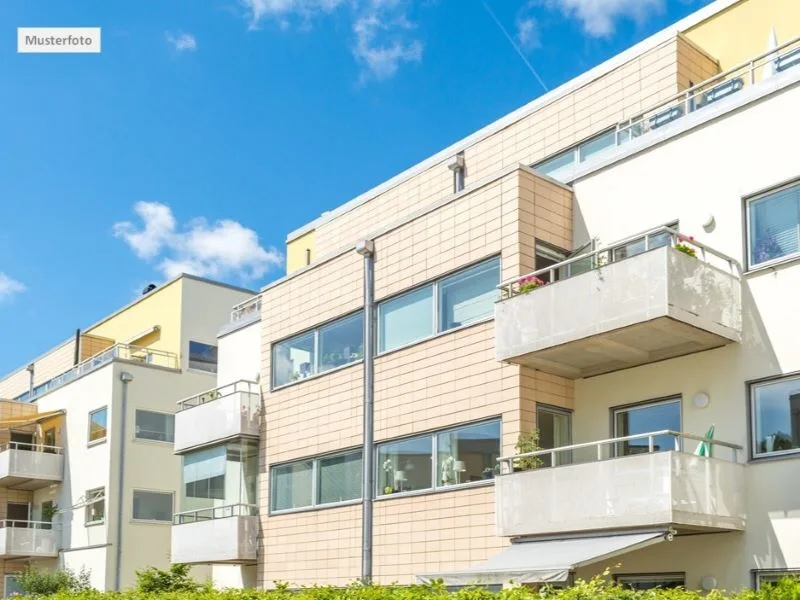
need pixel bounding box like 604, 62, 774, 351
0, 0, 713, 374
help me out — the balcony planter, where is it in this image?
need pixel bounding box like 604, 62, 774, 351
674, 235, 697, 258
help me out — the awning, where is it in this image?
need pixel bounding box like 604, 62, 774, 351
418, 531, 670, 586
0, 410, 65, 428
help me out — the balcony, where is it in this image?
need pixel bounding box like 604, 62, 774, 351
171, 504, 258, 565
0, 442, 64, 490
495, 431, 745, 538
0, 521, 58, 558
174, 381, 260, 454
495, 228, 742, 378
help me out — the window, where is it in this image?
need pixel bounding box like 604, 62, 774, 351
613, 398, 681, 456
4, 575, 23, 598
537, 405, 572, 467
272, 313, 364, 387
755, 569, 800, 589
535, 150, 573, 178
133, 490, 173, 522
747, 181, 800, 268
88, 407, 107, 443
85, 487, 105, 524
135, 410, 174, 443
180, 440, 258, 514
378, 257, 500, 353
751, 375, 800, 457
578, 130, 616, 162
183, 446, 227, 501
377, 419, 501, 496
533, 130, 621, 180
615, 574, 685, 590
40, 501, 55, 530
535, 242, 568, 283
270, 450, 362, 512
189, 341, 218, 373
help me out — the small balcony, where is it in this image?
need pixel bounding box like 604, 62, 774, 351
495, 431, 746, 538
495, 228, 742, 379
0, 443, 64, 490
171, 504, 258, 565
0, 521, 58, 558
174, 381, 260, 454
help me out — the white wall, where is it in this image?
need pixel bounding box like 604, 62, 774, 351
566, 78, 800, 590
217, 321, 261, 387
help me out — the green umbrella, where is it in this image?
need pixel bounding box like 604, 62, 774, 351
694, 425, 715, 457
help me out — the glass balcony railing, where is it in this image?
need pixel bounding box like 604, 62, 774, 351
230, 296, 261, 323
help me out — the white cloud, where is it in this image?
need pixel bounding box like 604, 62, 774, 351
516, 16, 540, 51
166, 32, 198, 52
240, 0, 422, 81
0, 273, 25, 302
113, 202, 283, 282
546, 0, 664, 37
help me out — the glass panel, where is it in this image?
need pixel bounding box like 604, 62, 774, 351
535, 245, 567, 283
319, 314, 364, 373
273, 332, 315, 387
271, 461, 313, 511
753, 377, 800, 456
135, 410, 175, 443
377, 436, 432, 495
749, 184, 800, 267
579, 130, 616, 162
617, 575, 685, 590
534, 150, 574, 177
317, 452, 362, 505
438, 259, 500, 332
537, 407, 572, 467
5, 575, 23, 598
378, 286, 434, 352
437, 421, 501, 486
182, 446, 227, 511
614, 399, 681, 456
85, 488, 105, 523
189, 341, 218, 373
89, 408, 107, 442
133, 490, 173, 521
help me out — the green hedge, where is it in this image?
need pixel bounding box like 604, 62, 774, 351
32, 575, 800, 600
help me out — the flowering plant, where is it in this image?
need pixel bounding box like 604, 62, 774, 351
517, 275, 546, 294
753, 234, 783, 264
674, 235, 697, 258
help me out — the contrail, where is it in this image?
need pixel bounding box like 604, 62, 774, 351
479, 0, 549, 93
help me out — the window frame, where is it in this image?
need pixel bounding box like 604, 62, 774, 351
84, 487, 105, 526
375, 418, 502, 499
271, 310, 365, 390
87, 407, 108, 445
269, 449, 363, 514
131, 488, 174, 524
614, 573, 686, 590
376, 256, 501, 356
610, 396, 683, 456
745, 179, 800, 271
134, 409, 175, 444
188, 340, 219, 374
753, 569, 800, 590
749, 373, 800, 460
4, 574, 22, 599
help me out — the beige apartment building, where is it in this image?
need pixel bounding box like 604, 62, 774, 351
170, 0, 800, 592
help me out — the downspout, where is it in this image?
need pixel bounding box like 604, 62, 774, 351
355, 239, 375, 584
26, 364, 34, 401
74, 329, 81, 365
115, 371, 134, 591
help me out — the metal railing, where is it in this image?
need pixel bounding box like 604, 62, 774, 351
24, 343, 179, 402
176, 379, 260, 412
0, 441, 62, 455
497, 430, 743, 474
231, 296, 261, 323
498, 225, 741, 298
173, 503, 258, 525
615, 35, 800, 144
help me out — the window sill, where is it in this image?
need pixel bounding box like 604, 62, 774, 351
749, 449, 800, 463
187, 368, 217, 376
87, 438, 107, 448
375, 317, 494, 360
745, 253, 800, 275
374, 478, 494, 502
271, 359, 363, 393
85, 520, 105, 528
269, 498, 361, 517
130, 519, 172, 526
132, 437, 174, 446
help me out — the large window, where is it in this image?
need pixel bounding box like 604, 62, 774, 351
270, 450, 362, 512
751, 375, 800, 458
378, 420, 501, 496
272, 313, 364, 387
755, 569, 800, 590
613, 398, 681, 456
85, 487, 105, 525
378, 257, 500, 353
533, 129, 617, 181
88, 407, 107, 443
180, 439, 258, 514
135, 410, 174, 443
615, 574, 685, 590
537, 405, 572, 467
132, 490, 173, 522
747, 181, 800, 268
189, 341, 218, 373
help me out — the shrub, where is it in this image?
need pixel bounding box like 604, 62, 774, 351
135, 564, 208, 593
514, 430, 543, 471
16, 566, 92, 596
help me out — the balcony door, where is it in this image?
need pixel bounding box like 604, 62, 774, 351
612, 397, 681, 457
536, 405, 572, 467
7, 503, 30, 528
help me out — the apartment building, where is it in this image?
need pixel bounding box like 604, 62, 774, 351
170, 0, 800, 592
0, 275, 254, 594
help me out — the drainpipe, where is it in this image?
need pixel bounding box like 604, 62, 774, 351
115, 371, 134, 591
448, 152, 466, 193
25, 364, 34, 401
355, 239, 375, 584
74, 329, 81, 365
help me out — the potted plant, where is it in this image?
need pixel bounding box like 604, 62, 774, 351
514, 430, 543, 471
517, 275, 547, 294
674, 235, 697, 258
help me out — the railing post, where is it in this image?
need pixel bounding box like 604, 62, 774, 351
648, 435, 654, 453
550, 450, 556, 467
749, 61, 755, 85
596, 444, 603, 461
674, 435, 680, 451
